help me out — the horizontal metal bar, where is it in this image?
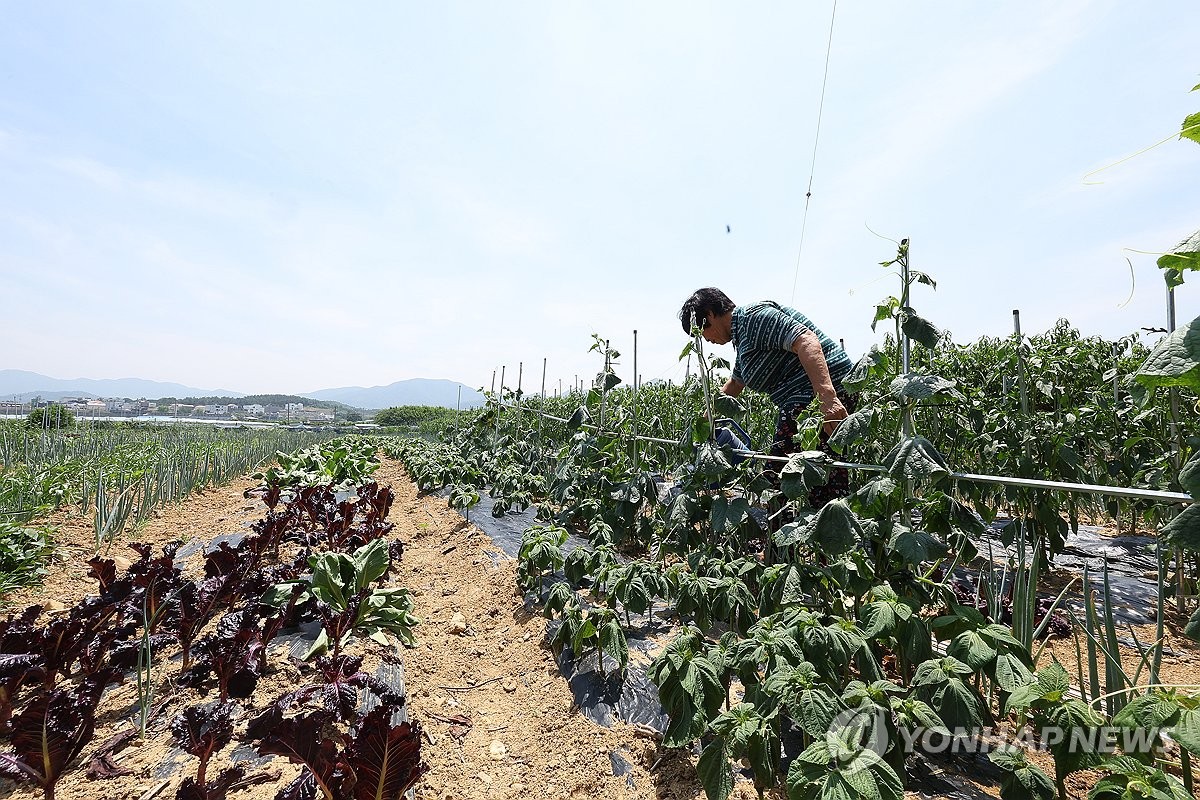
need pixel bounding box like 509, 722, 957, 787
944, 471, 1192, 504
731, 450, 1192, 504
502, 403, 1195, 506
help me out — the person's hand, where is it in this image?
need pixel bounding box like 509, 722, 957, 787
820, 397, 847, 437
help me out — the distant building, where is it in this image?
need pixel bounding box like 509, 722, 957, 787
243, 403, 266, 416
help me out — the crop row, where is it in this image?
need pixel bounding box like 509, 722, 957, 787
392, 241, 1200, 799
0, 436, 425, 800
0, 423, 336, 591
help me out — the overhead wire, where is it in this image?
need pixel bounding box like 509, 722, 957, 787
789, 0, 839, 304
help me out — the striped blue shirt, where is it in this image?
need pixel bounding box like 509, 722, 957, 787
730, 302, 852, 408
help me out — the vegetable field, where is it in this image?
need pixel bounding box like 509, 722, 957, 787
0, 424, 333, 593
0, 436, 431, 800
1, 243, 1198, 800
390, 241, 1200, 800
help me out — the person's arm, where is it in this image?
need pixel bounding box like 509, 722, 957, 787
721, 378, 745, 397
791, 330, 846, 435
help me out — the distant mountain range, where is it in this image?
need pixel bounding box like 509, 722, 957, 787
0, 370, 243, 402
0, 370, 485, 410
303, 379, 485, 410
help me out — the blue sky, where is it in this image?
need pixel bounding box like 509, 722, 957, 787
1, 1, 1197, 396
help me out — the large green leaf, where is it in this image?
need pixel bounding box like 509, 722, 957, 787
843, 345, 890, 392
1157, 229, 1200, 288
696, 740, 733, 800
593, 371, 622, 391
1112, 693, 1179, 731
1180, 450, 1200, 499
1181, 110, 1200, 146
860, 599, 900, 639
780, 451, 829, 500
947, 629, 997, 671
351, 538, 390, 589
934, 676, 988, 732
695, 442, 733, 482
900, 311, 941, 349
713, 392, 747, 421
912, 656, 972, 687
890, 527, 948, 565
1036, 660, 1071, 699
670, 493, 701, 527
849, 477, 899, 518
828, 408, 877, 453
1161, 504, 1200, 551
566, 405, 590, 430
989, 746, 1056, 800
775, 500, 862, 555
993, 653, 1036, 693
887, 373, 962, 402
882, 436, 950, 483
1134, 316, 1200, 393
711, 496, 750, 536
598, 617, 629, 673
310, 552, 351, 608
790, 688, 841, 738
1173, 709, 1200, 757
871, 297, 899, 332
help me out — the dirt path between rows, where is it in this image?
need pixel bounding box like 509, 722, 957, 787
376, 458, 747, 800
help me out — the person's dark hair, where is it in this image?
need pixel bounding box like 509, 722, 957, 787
679, 287, 735, 334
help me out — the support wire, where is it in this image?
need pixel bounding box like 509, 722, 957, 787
790, 0, 839, 304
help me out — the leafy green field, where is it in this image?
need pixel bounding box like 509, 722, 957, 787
394, 239, 1200, 800
0, 422, 334, 590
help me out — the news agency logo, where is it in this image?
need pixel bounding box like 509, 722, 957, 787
826, 706, 1163, 766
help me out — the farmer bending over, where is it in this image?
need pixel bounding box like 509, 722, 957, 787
679, 287, 857, 508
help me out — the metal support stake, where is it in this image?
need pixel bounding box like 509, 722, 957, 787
898, 240, 914, 529
1165, 284, 1187, 614
516, 362, 523, 421
692, 314, 716, 439
496, 365, 505, 439
632, 330, 640, 470
538, 358, 547, 462
599, 342, 610, 430
899, 240, 914, 439
1013, 310, 1030, 414
1112, 342, 1121, 406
